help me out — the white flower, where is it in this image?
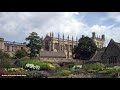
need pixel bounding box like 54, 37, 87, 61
25, 63, 40, 70
72, 65, 82, 69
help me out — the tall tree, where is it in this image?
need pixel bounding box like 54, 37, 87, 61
26, 32, 43, 59
73, 36, 97, 60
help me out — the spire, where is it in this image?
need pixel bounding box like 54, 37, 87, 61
72, 36, 73, 41
58, 33, 60, 38
63, 34, 64, 39
76, 37, 78, 41
52, 32, 53, 37
50, 32, 51, 37
68, 35, 69, 40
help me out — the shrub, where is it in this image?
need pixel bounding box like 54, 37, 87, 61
68, 64, 75, 68
83, 63, 106, 71
54, 70, 71, 76
0, 50, 11, 68
20, 59, 56, 70
25, 63, 40, 71
14, 49, 27, 59
20, 56, 30, 61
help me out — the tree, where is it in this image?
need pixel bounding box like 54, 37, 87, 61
14, 49, 27, 59
73, 36, 97, 60
0, 50, 10, 68
26, 32, 43, 59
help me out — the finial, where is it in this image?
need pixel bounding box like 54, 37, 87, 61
58, 33, 60, 37
52, 32, 53, 37
50, 32, 51, 37
68, 35, 69, 39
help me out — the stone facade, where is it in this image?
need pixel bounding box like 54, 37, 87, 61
91, 32, 105, 48
43, 32, 78, 58
101, 39, 120, 65
0, 32, 105, 58
0, 37, 27, 57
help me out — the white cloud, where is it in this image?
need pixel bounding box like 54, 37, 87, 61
0, 12, 120, 47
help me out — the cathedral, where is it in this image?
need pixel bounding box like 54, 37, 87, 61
0, 32, 105, 58
42, 32, 78, 58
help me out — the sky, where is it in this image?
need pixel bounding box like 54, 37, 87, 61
0, 12, 120, 47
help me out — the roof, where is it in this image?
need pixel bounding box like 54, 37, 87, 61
40, 51, 66, 58
90, 48, 106, 61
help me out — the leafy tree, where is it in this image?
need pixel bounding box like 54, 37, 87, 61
15, 49, 27, 59
0, 50, 10, 68
26, 32, 43, 59
73, 36, 97, 60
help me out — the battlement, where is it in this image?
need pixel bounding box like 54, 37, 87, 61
92, 32, 105, 48
92, 32, 105, 41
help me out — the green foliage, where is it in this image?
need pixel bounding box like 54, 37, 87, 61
26, 32, 43, 58
20, 56, 30, 61
83, 63, 106, 73
20, 59, 55, 70
73, 36, 97, 60
67, 64, 76, 68
5, 68, 24, 72
0, 50, 11, 68
54, 69, 71, 76
14, 49, 27, 59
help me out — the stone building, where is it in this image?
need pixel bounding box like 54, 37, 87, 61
0, 32, 105, 59
0, 37, 27, 57
42, 32, 78, 58
101, 39, 120, 64
91, 39, 120, 65
91, 32, 105, 48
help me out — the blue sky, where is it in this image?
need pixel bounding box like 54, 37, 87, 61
0, 12, 120, 47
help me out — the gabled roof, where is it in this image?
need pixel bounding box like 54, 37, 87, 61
101, 39, 120, 59
90, 48, 106, 61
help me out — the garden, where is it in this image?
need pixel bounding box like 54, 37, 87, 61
1, 56, 120, 78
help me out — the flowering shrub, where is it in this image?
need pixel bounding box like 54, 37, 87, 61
72, 65, 82, 69
25, 63, 40, 71
113, 66, 120, 70
5, 68, 24, 72
48, 64, 56, 69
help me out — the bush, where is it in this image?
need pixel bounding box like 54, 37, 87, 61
5, 68, 24, 72
0, 50, 11, 68
20, 56, 30, 61
83, 63, 106, 71
14, 49, 27, 59
20, 59, 56, 70
54, 70, 71, 76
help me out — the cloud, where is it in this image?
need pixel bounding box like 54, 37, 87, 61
0, 12, 120, 47
107, 12, 120, 22
0, 12, 84, 41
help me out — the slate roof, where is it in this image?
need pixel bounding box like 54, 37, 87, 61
40, 51, 66, 58
90, 48, 106, 61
